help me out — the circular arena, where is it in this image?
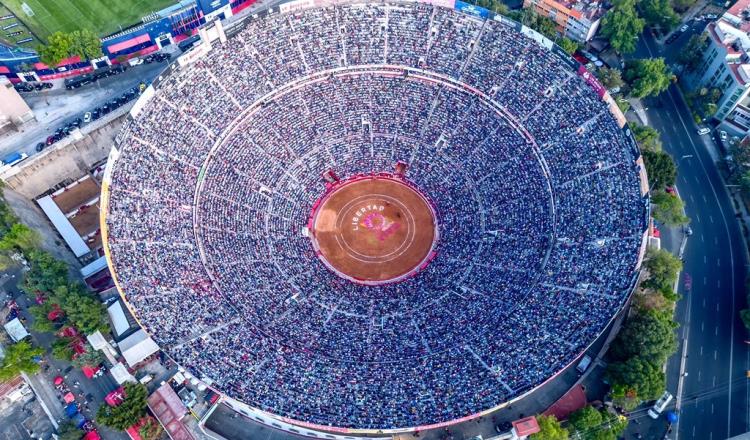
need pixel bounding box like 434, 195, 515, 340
102, 0, 649, 432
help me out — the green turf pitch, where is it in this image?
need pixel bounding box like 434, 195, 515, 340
1, 0, 176, 41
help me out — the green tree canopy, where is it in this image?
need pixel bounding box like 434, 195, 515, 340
641, 0, 679, 30
52, 284, 110, 335
568, 406, 627, 440
96, 383, 149, 431
672, 0, 697, 12
623, 58, 673, 98
23, 250, 70, 293
37, 31, 75, 66
70, 29, 103, 60
607, 357, 666, 402
643, 150, 677, 191
596, 66, 625, 90
630, 122, 662, 151
57, 421, 83, 440
138, 416, 164, 440
611, 309, 678, 364
741, 308, 750, 330
600, 0, 645, 54
466, 0, 508, 14
0, 340, 44, 381
507, 9, 557, 38
531, 415, 568, 440
51, 337, 76, 361
28, 303, 59, 333
642, 247, 682, 294
678, 34, 708, 72
0, 223, 40, 254
558, 37, 579, 55
651, 190, 690, 226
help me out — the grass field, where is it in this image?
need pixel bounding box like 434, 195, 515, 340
0, 0, 176, 41
0, 4, 41, 49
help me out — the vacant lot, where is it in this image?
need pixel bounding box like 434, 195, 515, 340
0, 0, 175, 41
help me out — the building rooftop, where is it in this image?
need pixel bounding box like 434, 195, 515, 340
549, 0, 607, 21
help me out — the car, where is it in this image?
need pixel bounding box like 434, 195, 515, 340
42, 82, 52, 89
91, 109, 101, 120
52, 133, 63, 142
685, 226, 693, 236
46, 136, 55, 145
666, 33, 680, 44
648, 391, 674, 419
720, 130, 728, 141
697, 127, 710, 135
706, 13, 717, 19
680, 24, 689, 32
35, 142, 45, 152
83, 112, 92, 123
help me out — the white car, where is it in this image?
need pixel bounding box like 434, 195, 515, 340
680, 24, 689, 32
83, 112, 92, 123
697, 127, 710, 135
720, 130, 728, 141
706, 13, 718, 19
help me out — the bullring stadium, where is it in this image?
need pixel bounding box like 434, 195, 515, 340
100, 0, 650, 434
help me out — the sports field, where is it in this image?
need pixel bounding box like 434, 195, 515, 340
0, 0, 176, 41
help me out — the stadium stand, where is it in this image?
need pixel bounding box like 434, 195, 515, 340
102, 0, 649, 431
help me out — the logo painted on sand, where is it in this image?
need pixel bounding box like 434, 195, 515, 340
360, 212, 400, 241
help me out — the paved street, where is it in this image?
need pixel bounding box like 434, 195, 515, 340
0, 60, 170, 159
628, 29, 750, 439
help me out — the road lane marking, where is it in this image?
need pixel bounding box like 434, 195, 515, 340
710, 215, 715, 223
716, 326, 719, 335
704, 255, 707, 263
700, 346, 703, 355
701, 234, 705, 242
702, 321, 705, 331
690, 194, 695, 203
717, 258, 721, 267
718, 280, 721, 288
717, 303, 720, 312
703, 194, 708, 203
695, 213, 701, 223
704, 277, 707, 285
715, 350, 718, 360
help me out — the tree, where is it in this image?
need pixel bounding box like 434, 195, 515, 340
641, 0, 679, 30
51, 337, 75, 361
596, 66, 625, 90
507, 9, 557, 38
57, 421, 83, 440
642, 248, 682, 294
672, 0, 697, 12
607, 357, 666, 402
0, 223, 40, 254
568, 405, 603, 437
467, 0, 508, 14
23, 250, 70, 293
678, 34, 708, 72
52, 284, 110, 334
558, 37, 579, 55
610, 309, 678, 364
629, 122, 662, 151
599, 0, 645, 54
0, 340, 44, 381
531, 415, 568, 440
642, 150, 676, 191
28, 303, 59, 333
138, 416, 164, 440
97, 383, 149, 431
37, 31, 75, 66
70, 29, 103, 60
567, 406, 626, 440
72, 346, 104, 368
651, 191, 690, 226
623, 58, 673, 98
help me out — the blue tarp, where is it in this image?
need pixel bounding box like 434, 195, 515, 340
65, 403, 78, 418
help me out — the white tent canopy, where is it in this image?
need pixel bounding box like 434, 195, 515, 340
4, 318, 29, 342
118, 329, 160, 367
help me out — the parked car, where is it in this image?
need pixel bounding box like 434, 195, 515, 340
35, 142, 45, 152
45, 136, 55, 145
706, 13, 718, 19
91, 109, 101, 120
666, 33, 680, 44
83, 112, 92, 123
680, 24, 689, 32
720, 130, 728, 141
697, 127, 710, 135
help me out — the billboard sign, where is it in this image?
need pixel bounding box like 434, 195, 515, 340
577, 65, 606, 98
455, 1, 489, 18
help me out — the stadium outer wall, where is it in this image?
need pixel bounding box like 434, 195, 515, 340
99, 0, 652, 436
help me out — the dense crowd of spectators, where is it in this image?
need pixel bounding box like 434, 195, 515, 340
105, 1, 647, 430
